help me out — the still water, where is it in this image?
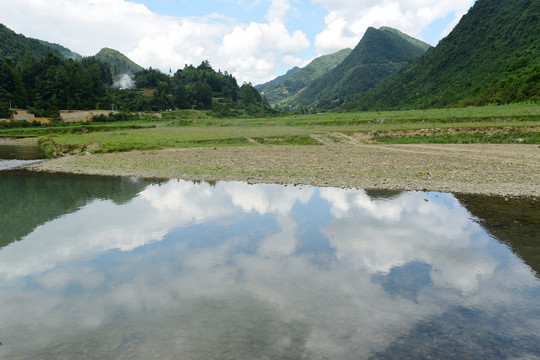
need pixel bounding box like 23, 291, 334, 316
0, 171, 539, 359
0, 142, 46, 170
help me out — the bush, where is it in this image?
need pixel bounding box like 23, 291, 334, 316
92, 112, 140, 122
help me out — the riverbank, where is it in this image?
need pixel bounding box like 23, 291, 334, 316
26, 143, 540, 198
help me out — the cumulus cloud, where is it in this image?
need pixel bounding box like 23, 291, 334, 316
313, 0, 475, 54
218, 21, 309, 83
320, 189, 496, 292
0, 0, 477, 85
2, 181, 538, 359
0, 0, 309, 84
266, 0, 292, 23
0, 0, 156, 56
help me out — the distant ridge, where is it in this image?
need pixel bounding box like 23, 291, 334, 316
0, 23, 64, 61
255, 48, 352, 108
255, 66, 300, 90
292, 27, 431, 111
0, 24, 143, 79
349, 0, 540, 110
37, 40, 82, 61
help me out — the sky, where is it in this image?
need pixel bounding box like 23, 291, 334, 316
0, 0, 475, 85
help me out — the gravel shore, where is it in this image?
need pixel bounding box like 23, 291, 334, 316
26, 143, 540, 198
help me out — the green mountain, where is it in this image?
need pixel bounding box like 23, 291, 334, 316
349, 0, 540, 110
94, 47, 143, 77
0, 23, 64, 61
289, 27, 431, 111
38, 40, 82, 61
255, 66, 300, 90
255, 48, 352, 108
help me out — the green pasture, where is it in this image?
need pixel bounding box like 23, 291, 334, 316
2, 103, 539, 155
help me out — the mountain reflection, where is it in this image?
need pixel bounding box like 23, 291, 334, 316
0, 178, 538, 359
456, 193, 540, 278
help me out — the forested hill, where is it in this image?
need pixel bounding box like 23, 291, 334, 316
38, 40, 83, 61
255, 48, 352, 107
291, 27, 431, 112
0, 24, 65, 61
348, 0, 540, 110
95, 47, 143, 77
1, 51, 275, 119
0, 23, 276, 118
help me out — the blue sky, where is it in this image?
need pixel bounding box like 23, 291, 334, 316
0, 0, 475, 84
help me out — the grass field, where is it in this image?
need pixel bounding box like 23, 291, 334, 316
1, 103, 539, 156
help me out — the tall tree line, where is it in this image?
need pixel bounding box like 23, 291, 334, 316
1, 53, 112, 118
119, 60, 277, 117
1, 54, 277, 119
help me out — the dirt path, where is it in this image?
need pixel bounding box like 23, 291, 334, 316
26, 143, 540, 197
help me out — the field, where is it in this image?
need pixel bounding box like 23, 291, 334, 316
1, 103, 539, 156
3, 104, 540, 197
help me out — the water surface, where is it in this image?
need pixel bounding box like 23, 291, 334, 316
0, 172, 539, 359
0, 142, 46, 170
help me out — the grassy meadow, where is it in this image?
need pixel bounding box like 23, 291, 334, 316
1, 103, 539, 156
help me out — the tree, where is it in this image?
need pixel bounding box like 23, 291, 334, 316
0, 102, 11, 118
191, 81, 213, 109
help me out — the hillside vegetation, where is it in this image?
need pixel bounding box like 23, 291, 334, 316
255, 48, 352, 108
0, 24, 65, 62
37, 40, 83, 61
94, 47, 143, 77
291, 27, 431, 112
0, 23, 277, 118
348, 0, 540, 110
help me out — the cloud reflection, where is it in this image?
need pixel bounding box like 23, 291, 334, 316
0, 180, 538, 359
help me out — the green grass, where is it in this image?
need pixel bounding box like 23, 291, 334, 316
2, 103, 539, 155
373, 130, 540, 144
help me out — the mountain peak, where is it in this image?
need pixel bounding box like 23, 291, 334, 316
94, 48, 143, 76
289, 27, 431, 111
350, 0, 540, 109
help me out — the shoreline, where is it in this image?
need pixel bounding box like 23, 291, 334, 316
24, 143, 540, 198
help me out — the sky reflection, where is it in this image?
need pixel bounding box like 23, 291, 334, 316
0, 179, 539, 359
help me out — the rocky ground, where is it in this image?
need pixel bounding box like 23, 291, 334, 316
26, 143, 540, 198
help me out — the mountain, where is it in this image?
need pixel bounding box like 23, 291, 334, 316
255, 66, 300, 91
255, 48, 352, 108
287, 27, 430, 111
0, 23, 65, 61
38, 40, 82, 61
348, 0, 540, 110
94, 47, 143, 77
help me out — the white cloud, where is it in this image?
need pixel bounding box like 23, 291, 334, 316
0, 0, 476, 85
440, 11, 468, 39
0, 0, 309, 84
313, 0, 475, 54
266, 0, 292, 23
320, 189, 497, 292
1, 181, 539, 358
0, 0, 156, 56
218, 21, 309, 83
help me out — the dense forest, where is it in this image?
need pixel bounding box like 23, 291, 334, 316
0, 53, 113, 118
0, 54, 276, 119
122, 60, 275, 117
0, 23, 277, 120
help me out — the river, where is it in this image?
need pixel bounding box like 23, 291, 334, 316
0, 169, 539, 359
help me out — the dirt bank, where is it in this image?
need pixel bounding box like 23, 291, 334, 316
26, 143, 540, 197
